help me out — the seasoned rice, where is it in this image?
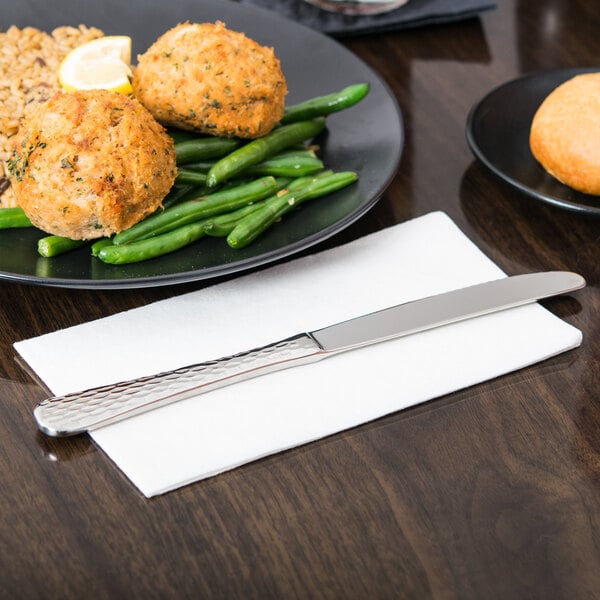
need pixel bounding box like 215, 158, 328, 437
0, 24, 103, 207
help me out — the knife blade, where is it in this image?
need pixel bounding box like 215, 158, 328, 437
33, 271, 585, 437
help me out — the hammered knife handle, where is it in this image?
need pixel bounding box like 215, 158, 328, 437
34, 333, 324, 437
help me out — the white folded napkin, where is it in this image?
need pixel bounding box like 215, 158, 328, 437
15, 212, 582, 497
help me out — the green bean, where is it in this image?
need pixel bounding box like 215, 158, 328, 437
227, 171, 358, 249
206, 118, 326, 188
184, 152, 323, 179
113, 176, 289, 245
177, 161, 214, 173
183, 149, 320, 173
161, 184, 201, 209
167, 128, 197, 144
175, 137, 241, 165
0, 207, 32, 228
243, 152, 323, 177
38, 236, 87, 257
203, 203, 266, 237
280, 83, 370, 125
175, 170, 208, 186
90, 238, 113, 257
98, 220, 208, 265
203, 172, 327, 237
202, 173, 320, 237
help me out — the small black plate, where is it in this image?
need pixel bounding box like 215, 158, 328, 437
466, 67, 600, 217
0, 0, 403, 289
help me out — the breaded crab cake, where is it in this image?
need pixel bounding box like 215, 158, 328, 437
133, 21, 288, 139
8, 89, 176, 240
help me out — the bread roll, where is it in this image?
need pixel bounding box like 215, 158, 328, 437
530, 73, 600, 195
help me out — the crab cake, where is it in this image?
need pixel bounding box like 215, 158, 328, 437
133, 21, 287, 139
8, 89, 176, 240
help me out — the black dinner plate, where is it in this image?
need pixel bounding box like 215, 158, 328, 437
466, 67, 600, 217
0, 0, 403, 289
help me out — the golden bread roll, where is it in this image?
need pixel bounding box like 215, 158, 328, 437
530, 73, 600, 196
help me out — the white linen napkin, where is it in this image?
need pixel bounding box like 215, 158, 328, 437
15, 212, 582, 497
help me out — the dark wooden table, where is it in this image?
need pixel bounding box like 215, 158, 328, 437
2, 1, 600, 598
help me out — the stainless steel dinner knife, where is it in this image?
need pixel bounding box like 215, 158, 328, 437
33, 271, 585, 437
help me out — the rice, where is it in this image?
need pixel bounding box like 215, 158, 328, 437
0, 24, 104, 207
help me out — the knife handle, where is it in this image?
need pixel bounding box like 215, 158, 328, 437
34, 333, 324, 437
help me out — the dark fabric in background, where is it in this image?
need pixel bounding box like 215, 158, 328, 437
237, 0, 496, 36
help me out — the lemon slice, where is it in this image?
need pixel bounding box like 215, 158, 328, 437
58, 35, 133, 94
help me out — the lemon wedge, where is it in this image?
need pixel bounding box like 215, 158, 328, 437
58, 35, 133, 94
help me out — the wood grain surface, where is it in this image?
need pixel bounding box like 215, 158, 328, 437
2, 1, 600, 598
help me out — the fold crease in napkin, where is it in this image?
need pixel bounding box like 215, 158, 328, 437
15, 212, 581, 497
238, 0, 497, 36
